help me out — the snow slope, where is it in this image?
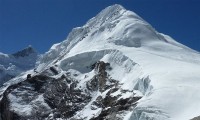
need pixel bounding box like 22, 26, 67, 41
38, 4, 200, 120
1, 4, 200, 120
0, 46, 38, 86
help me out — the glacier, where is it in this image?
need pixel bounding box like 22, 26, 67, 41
0, 4, 200, 120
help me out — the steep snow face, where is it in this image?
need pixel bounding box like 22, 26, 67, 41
39, 4, 199, 68
1, 4, 200, 120
37, 4, 200, 120
39, 4, 150, 67
0, 46, 38, 86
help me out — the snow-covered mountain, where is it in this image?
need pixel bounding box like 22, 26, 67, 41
0, 46, 38, 86
1, 4, 200, 120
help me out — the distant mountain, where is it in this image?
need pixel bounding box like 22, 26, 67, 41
0, 4, 200, 120
0, 46, 38, 86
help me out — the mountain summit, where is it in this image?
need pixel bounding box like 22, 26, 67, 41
12, 46, 36, 58
0, 4, 200, 120
39, 4, 195, 67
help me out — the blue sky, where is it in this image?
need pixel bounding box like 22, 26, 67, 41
0, 0, 200, 53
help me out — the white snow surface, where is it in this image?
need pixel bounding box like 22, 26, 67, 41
2, 4, 200, 120
36, 4, 200, 120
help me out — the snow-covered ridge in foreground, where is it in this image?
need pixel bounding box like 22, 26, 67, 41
1, 4, 200, 120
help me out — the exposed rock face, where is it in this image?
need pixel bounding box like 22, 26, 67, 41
0, 73, 90, 120
87, 61, 109, 92
43, 76, 91, 119
0, 80, 23, 120
12, 46, 36, 58
96, 61, 108, 92
90, 88, 141, 120
2, 3, 197, 120
192, 116, 200, 120
0, 61, 143, 120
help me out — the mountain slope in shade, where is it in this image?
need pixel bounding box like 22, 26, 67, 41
0, 46, 38, 86
1, 4, 200, 120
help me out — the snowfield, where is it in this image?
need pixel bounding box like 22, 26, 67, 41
37, 4, 200, 120
1, 4, 200, 120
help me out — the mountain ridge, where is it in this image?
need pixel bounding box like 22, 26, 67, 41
12, 46, 36, 58
39, 4, 192, 71
0, 4, 200, 120
0, 46, 38, 86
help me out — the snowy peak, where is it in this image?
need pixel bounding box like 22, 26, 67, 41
0, 46, 38, 86
1, 4, 200, 120
12, 46, 37, 58
86, 4, 143, 28
40, 4, 194, 69
87, 4, 126, 25
40, 4, 162, 66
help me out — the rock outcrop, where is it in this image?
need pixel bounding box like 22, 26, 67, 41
0, 61, 143, 120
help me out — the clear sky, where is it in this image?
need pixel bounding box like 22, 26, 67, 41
0, 0, 200, 53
